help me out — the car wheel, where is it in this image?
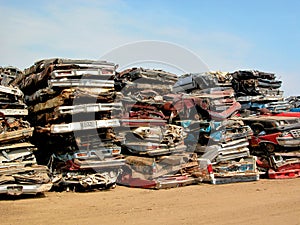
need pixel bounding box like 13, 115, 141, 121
262, 143, 276, 153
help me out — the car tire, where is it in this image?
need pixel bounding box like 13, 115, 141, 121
261, 142, 276, 153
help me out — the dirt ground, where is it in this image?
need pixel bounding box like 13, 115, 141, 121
0, 179, 299, 225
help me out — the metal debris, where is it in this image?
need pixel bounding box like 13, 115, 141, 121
0, 70, 52, 195
12, 59, 125, 191
1, 59, 299, 195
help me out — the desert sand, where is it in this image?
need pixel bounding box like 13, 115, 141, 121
0, 179, 299, 225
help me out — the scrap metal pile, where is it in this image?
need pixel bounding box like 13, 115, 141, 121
173, 72, 260, 184
115, 68, 203, 188
201, 70, 300, 179
0, 59, 299, 196
11, 59, 125, 191
0, 68, 52, 195
207, 70, 300, 179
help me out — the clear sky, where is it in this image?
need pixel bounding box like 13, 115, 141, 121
1, 0, 299, 96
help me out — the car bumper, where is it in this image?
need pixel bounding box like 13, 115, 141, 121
276, 137, 300, 147
0, 183, 52, 196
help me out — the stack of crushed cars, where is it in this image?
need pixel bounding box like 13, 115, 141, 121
0, 67, 52, 196
115, 68, 203, 189
172, 72, 259, 184
2, 58, 298, 194
206, 70, 300, 180
12, 59, 125, 191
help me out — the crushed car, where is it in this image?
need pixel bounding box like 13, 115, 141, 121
242, 115, 300, 153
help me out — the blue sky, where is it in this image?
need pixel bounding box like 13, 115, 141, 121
0, 0, 299, 96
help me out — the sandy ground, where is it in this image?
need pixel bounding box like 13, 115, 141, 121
0, 179, 299, 225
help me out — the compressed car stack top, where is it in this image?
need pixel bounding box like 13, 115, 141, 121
229, 70, 284, 111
